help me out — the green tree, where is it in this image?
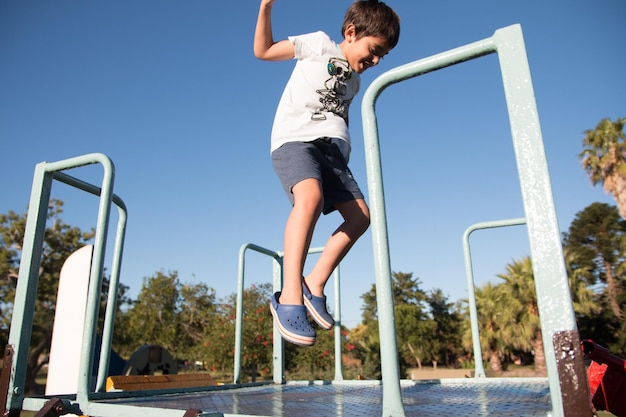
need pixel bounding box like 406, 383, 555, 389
177, 282, 219, 366
0, 200, 95, 394
286, 327, 337, 380
395, 303, 433, 372
563, 202, 625, 319
579, 117, 626, 219
360, 272, 460, 376
563, 246, 601, 320
124, 271, 181, 354
347, 323, 381, 379
469, 282, 518, 373
121, 271, 225, 370
427, 289, 463, 369
497, 257, 546, 375
222, 283, 273, 381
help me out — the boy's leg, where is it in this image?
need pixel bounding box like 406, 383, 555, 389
279, 178, 324, 306
305, 197, 370, 296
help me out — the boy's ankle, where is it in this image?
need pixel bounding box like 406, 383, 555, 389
278, 292, 303, 306
303, 277, 324, 297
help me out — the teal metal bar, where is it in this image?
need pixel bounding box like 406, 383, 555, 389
462, 218, 527, 378
332, 265, 343, 382
6, 162, 53, 411
271, 252, 284, 384
234, 244, 344, 385
493, 25, 580, 415
235, 243, 282, 384
361, 24, 582, 417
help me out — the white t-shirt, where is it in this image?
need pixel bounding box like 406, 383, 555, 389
270, 31, 360, 161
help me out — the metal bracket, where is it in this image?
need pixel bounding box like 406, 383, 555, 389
33, 399, 71, 417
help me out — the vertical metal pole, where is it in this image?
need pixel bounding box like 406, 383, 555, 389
463, 226, 486, 379
361, 81, 405, 417
333, 266, 343, 381
234, 244, 248, 384
96, 202, 127, 392
272, 254, 285, 384
494, 24, 586, 416
70, 156, 114, 405
6, 162, 53, 412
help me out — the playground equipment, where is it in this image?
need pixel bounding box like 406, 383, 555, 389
463, 217, 527, 379
2, 24, 593, 416
581, 339, 626, 416
235, 244, 344, 384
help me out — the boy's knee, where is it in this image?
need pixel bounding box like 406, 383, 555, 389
350, 209, 370, 237
357, 211, 371, 235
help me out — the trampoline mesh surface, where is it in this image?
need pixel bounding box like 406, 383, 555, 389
99, 377, 552, 416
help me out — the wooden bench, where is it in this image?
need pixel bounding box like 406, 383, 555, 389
106, 373, 217, 391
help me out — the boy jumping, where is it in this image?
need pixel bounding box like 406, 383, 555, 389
254, 0, 400, 346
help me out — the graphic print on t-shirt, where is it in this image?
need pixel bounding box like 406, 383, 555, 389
312, 57, 353, 122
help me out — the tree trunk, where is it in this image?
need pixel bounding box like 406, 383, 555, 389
406, 342, 422, 371
488, 350, 502, 374
611, 173, 626, 221
603, 260, 622, 319
533, 329, 547, 376
25, 332, 51, 395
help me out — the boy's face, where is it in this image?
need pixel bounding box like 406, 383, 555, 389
342, 25, 392, 74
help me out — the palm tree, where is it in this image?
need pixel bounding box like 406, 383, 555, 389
497, 258, 546, 375
579, 117, 626, 218
472, 282, 518, 373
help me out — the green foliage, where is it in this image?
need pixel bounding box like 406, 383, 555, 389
358, 272, 463, 376
223, 283, 273, 380
563, 202, 626, 354
579, 117, 626, 190
119, 271, 224, 369
469, 282, 516, 372
0, 200, 95, 393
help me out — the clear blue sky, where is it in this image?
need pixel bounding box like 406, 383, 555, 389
1, 1, 624, 329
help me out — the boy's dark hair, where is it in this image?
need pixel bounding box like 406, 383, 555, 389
342, 0, 400, 48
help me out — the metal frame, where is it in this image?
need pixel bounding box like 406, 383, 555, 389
462, 218, 527, 378
234, 244, 344, 384
361, 23, 583, 416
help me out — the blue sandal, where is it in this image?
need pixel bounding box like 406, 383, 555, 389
303, 283, 335, 330
270, 292, 316, 346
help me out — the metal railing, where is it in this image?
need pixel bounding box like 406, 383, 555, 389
234, 243, 344, 384
361, 23, 586, 416
462, 218, 527, 378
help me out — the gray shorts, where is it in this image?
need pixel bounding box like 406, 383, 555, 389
271, 138, 364, 214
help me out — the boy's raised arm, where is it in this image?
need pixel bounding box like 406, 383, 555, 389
254, 0, 294, 61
